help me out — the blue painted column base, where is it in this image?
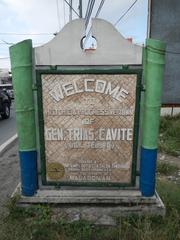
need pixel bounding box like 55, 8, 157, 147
19, 150, 38, 196
140, 147, 157, 197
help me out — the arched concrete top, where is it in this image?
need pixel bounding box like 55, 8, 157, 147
35, 18, 142, 66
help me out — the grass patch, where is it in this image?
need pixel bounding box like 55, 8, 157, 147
0, 180, 180, 240
159, 114, 180, 156
157, 180, 180, 213
157, 161, 179, 175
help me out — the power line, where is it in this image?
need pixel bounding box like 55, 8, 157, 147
69, 0, 72, 21
56, 0, 61, 30
95, 0, 106, 18
83, 0, 96, 49
0, 32, 53, 36
64, 0, 80, 18
85, 0, 95, 29
114, 0, 138, 26
85, 0, 91, 20
83, 0, 105, 48
1, 40, 13, 45
63, 0, 66, 24
79, 0, 83, 18
0, 40, 45, 46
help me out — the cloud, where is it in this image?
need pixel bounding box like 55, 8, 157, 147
0, 0, 148, 69
5, 0, 66, 32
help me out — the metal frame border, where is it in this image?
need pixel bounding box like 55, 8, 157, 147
36, 66, 142, 188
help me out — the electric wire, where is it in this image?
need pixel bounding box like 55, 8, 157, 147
1, 40, 13, 45
1, 1, 180, 56
63, 0, 66, 25
0, 32, 53, 36
95, 0, 106, 18
83, 0, 94, 47
114, 0, 138, 26
69, 0, 72, 21
64, 0, 80, 17
56, 0, 61, 30
85, 0, 95, 28
0, 40, 45, 46
85, 1, 92, 26
85, 0, 91, 20
78, 0, 83, 18
84, 0, 105, 47
83, 28, 92, 47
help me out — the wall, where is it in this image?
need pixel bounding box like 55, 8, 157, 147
149, 0, 180, 105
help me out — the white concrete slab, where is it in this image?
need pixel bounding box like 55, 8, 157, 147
12, 184, 165, 223
35, 18, 142, 66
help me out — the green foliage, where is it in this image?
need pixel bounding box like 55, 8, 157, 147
59, 220, 92, 240
116, 180, 180, 240
0, 180, 180, 240
5, 195, 23, 219
157, 162, 179, 175
159, 114, 180, 156
91, 226, 119, 240
25, 205, 52, 240
157, 180, 180, 213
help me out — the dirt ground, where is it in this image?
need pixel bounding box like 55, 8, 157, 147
158, 152, 180, 167
158, 153, 180, 185
0, 141, 20, 214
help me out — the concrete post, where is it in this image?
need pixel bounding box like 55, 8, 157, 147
140, 38, 166, 197
9, 40, 38, 196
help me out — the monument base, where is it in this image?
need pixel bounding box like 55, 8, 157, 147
12, 184, 165, 226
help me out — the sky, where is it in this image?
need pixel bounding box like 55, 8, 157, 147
0, 0, 148, 69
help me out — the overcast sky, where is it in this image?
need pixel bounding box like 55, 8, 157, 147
0, 0, 148, 69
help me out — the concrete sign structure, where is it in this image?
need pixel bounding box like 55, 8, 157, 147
35, 18, 142, 188
10, 18, 166, 219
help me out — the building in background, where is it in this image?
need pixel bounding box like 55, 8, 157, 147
0, 69, 12, 84
148, 0, 180, 106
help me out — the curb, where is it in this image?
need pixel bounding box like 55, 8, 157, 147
0, 134, 18, 156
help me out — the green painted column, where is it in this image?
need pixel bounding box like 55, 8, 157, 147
10, 40, 36, 151
142, 39, 166, 149
140, 46, 147, 129
9, 40, 38, 196
140, 38, 166, 197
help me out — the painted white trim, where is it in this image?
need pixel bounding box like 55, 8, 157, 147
0, 134, 18, 156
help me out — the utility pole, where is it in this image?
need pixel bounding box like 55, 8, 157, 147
79, 0, 83, 18
69, 0, 72, 21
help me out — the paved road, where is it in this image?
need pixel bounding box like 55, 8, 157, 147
0, 142, 19, 215
0, 101, 17, 146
